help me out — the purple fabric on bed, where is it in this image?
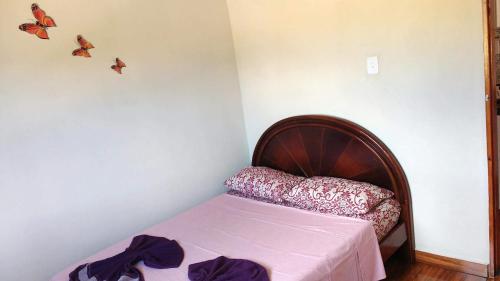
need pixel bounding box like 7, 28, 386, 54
188, 256, 270, 281
69, 235, 184, 281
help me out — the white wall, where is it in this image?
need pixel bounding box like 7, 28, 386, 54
0, 1, 247, 280
227, 0, 489, 264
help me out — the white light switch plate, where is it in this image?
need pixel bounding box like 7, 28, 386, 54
367, 56, 379, 75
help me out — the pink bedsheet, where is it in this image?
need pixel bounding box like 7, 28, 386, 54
51, 194, 386, 281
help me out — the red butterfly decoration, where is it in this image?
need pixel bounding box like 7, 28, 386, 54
72, 35, 95, 58
18, 3, 56, 40
111, 58, 126, 74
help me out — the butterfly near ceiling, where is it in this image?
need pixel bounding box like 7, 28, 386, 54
72, 35, 95, 58
19, 3, 57, 40
111, 58, 126, 74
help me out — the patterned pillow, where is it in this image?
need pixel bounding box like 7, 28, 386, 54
224, 166, 304, 202
282, 176, 394, 215
226, 190, 296, 207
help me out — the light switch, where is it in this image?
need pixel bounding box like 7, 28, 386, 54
366, 56, 379, 75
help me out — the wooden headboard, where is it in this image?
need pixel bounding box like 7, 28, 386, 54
252, 115, 414, 261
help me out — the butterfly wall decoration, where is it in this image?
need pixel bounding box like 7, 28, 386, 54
19, 3, 57, 39
72, 35, 95, 58
111, 58, 126, 74
18, 3, 129, 75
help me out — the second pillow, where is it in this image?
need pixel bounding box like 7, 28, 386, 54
282, 176, 394, 215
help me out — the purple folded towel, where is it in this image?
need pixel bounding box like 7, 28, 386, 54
188, 256, 270, 281
69, 235, 184, 281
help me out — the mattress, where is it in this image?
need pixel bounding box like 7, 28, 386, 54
354, 198, 401, 241
51, 194, 386, 281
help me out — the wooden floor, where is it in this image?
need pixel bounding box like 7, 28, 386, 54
382, 251, 493, 281
385, 262, 488, 280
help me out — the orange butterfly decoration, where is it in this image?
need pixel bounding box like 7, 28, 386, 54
72, 35, 95, 58
19, 3, 57, 40
111, 58, 126, 74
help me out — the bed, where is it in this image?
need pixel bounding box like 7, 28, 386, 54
251, 115, 414, 263
51, 115, 414, 281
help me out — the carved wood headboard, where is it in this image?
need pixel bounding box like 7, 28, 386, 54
252, 115, 414, 257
